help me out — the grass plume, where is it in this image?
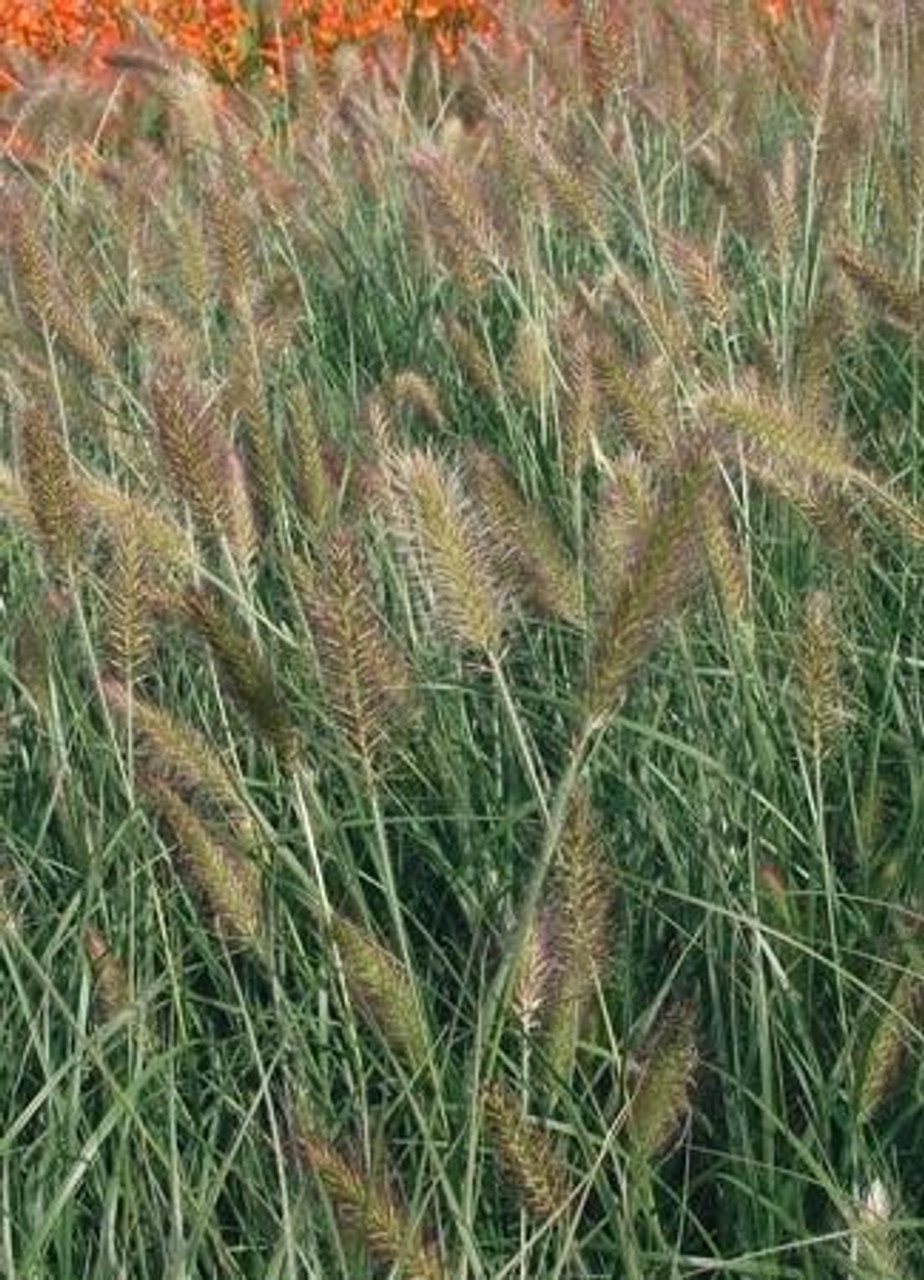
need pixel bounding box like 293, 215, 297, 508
291, 1114, 446, 1280
544, 786, 614, 1075
466, 447, 583, 626
302, 527, 415, 770
330, 913, 430, 1071
150, 351, 233, 542
793, 590, 848, 755
626, 1000, 698, 1160
19, 399, 82, 574
483, 1080, 570, 1222
857, 971, 923, 1122
143, 775, 265, 956
390, 449, 507, 653
84, 926, 133, 1026
586, 466, 710, 723
182, 589, 298, 761
103, 679, 256, 847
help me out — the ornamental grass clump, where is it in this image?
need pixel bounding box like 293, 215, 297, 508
1, 6, 923, 1277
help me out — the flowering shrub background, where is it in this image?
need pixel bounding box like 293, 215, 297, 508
0, 0, 497, 85
0, 0, 832, 92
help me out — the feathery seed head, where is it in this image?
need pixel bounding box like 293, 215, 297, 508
392, 449, 507, 653
835, 242, 924, 334
143, 775, 264, 955
150, 353, 232, 541
483, 1080, 570, 1221
627, 1000, 698, 1159
181, 590, 298, 761
304, 527, 416, 769
227, 340, 280, 529
858, 971, 922, 1121
331, 913, 430, 1069
103, 679, 256, 849
224, 445, 259, 576
589, 450, 657, 604
512, 908, 560, 1037
389, 370, 446, 433
19, 400, 82, 575
794, 590, 849, 754
104, 523, 156, 684
291, 1114, 446, 1280
288, 384, 335, 529
509, 316, 554, 407
559, 307, 600, 476
702, 496, 748, 621
438, 314, 503, 402
8, 198, 110, 375
586, 465, 710, 723
84, 927, 133, 1025
704, 388, 857, 488
465, 447, 583, 626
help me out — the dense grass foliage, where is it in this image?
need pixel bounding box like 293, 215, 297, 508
1, 4, 922, 1277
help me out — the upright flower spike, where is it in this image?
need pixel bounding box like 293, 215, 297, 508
793, 590, 848, 755
84, 927, 133, 1026
701, 495, 748, 622
143, 775, 265, 957
588, 451, 658, 605
439, 315, 503, 403
835, 243, 924, 334
626, 1000, 698, 1160
586, 466, 710, 724
77, 472, 196, 580
303, 527, 416, 771
330, 913, 430, 1071
846, 1178, 910, 1280
704, 389, 857, 490
8, 199, 111, 377
103, 679, 256, 849
227, 338, 280, 534
465, 447, 583, 627
391, 449, 507, 654
511, 908, 559, 1037
483, 1081, 570, 1222
205, 173, 257, 316
19, 400, 82, 576
409, 147, 507, 295
388, 370, 446, 433
543, 786, 614, 1076
104, 523, 156, 685
150, 352, 232, 543
288, 385, 335, 530
857, 971, 923, 1122
291, 1114, 446, 1280
182, 589, 298, 762
559, 308, 600, 477
508, 316, 553, 408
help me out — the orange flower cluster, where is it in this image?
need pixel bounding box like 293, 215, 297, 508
0, 0, 497, 85
0, 0, 834, 94
763, 0, 832, 25
0, 0, 251, 79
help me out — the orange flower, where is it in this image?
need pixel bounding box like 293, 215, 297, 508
0, 1, 834, 95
